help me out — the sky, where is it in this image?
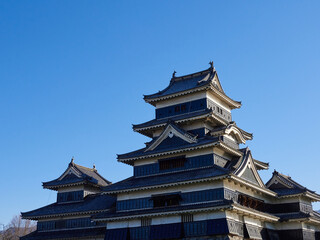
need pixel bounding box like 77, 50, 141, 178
0, 0, 320, 225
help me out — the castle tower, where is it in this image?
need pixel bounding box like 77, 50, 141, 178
21, 63, 320, 240
94, 64, 320, 240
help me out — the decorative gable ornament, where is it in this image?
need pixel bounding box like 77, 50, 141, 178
145, 122, 197, 152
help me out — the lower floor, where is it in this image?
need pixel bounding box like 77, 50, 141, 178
20, 219, 320, 240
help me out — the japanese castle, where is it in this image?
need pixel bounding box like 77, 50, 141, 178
21, 63, 320, 240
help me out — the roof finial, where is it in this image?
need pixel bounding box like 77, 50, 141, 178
172, 70, 176, 78
70, 156, 75, 166
93, 164, 96, 170
209, 61, 214, 69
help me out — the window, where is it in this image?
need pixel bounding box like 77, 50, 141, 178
181, 104, 187, 111
141, 218, 152, 227
175, 106, 180, 112
57, 190, 83, 203
152, 193, 181, 208
238, 194, 264, 211
181, 214, 193, 223
159, 156, 186, 170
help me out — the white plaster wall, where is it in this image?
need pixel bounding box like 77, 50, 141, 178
225, 211, 242, 222
223, 180, 271, 202
58, 186, 84, 193
152, 215, 181, 225
193, 211, 226, 221
302, 222, 318, 231
223, 134, 237, 143
107, 219, 140, 229
213, 148, 233, 160
243, 216, 262, 227
206, 92, 231, 113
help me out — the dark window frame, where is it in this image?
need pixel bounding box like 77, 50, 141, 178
159, 156, 186, 171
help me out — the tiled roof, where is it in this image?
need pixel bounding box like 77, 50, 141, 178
209, 122, 253, 140
94, 199, 232, 220
117, 136, 220, 161
267, 171, 316, 195
21, 194, 116, 219
42, 161, 111, 189
272, 188, 306, 196
102, 165, 230, 193
277, 212, 310, 221
144, 67, 216, 100
252, 159, 269, 170
132, 109, 213, 130
20, 227, 106, 240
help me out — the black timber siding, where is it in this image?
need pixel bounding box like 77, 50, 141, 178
133, 153, 232, 177
278, 229, 316, 240
155, 98, 207, 119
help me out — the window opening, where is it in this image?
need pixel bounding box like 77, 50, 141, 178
159, 156, 186, 170
182, 214, 194, 223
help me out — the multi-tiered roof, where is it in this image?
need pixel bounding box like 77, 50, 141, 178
21, 63, 320, 240
21, 160, 115, 240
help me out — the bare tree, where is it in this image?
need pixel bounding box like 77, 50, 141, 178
0, 215, 36, 240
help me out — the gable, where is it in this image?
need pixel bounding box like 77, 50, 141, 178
152, 135, 191, 151
145, 124, 197, 152
241, 166, 260, 185
266, 174, 294, 190
234, 149, 265, 187
59, 166, 82, 180
211, 73, 224, 93
268, 180, 290, 190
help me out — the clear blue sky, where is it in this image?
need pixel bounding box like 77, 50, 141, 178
1, 1, 320, 225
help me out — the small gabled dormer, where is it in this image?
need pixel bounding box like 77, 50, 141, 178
42, 158, 111, 203
266, 170, 320, 214
209, 122, 253, 149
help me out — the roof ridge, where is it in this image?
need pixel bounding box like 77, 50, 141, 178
171, 67, 213, 82
74, 163, 95, 172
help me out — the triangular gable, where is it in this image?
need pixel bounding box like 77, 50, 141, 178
145, 123, 197, 152
211, 72, 224, 93
234, 149, 265, 187
241, 167, 260, 185
58, 164, 83, 181
266, 172, 295, 190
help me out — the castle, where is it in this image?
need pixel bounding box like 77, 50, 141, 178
21, 63, 320, 240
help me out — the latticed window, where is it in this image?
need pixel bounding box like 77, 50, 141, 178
238, 193, 264, 211
181, 214, 193, 223
152, 193, 181, 208
141, 218, 152, 227
57, 190, 83, 203
159, 157, 186, 170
